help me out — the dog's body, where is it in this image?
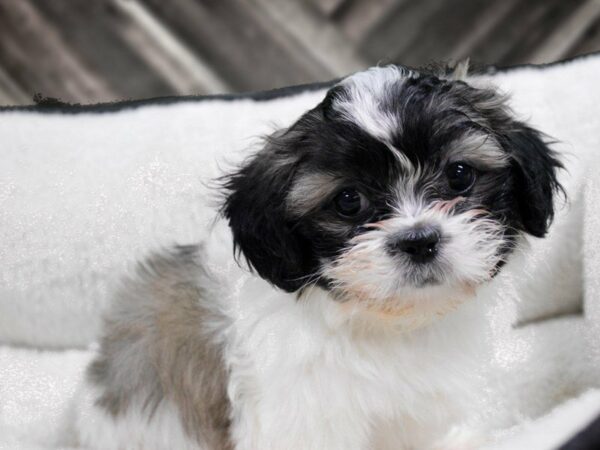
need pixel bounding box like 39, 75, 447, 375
76, 233, 493, 450
76, 66, 562, 449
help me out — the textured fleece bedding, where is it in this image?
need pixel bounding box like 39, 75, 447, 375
1, 54, 600, 448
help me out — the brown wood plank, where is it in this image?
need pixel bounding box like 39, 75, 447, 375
0, 0, 116, 103
141, 0, 333, 92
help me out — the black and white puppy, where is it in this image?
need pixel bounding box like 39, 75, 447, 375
76, 65, 562, 449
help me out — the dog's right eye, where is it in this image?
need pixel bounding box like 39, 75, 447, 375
446, 162, 476, 194
333, 188, 367, 218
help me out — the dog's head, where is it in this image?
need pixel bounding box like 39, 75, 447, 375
221, 66, 562, 318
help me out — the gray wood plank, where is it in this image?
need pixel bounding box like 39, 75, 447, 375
527, 0, 600, 64
142, 0, 333, 91
393, 0, 503, 66
0, 65, 31, 106
30, 0, 176, 100
109, 0, 230, 94
500, 0, 589, 65
359, 0, 447, 64
447, 0, 518, 62
0, 0, 116, 103
252, 0, 367, 76
336, 0, 404, 44
467, 0, 567, 65
0, 0, 596, 105
307, 0, 347, 17
567, 16, 600, 56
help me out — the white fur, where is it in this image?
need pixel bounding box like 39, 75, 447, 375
315, 159, 505, 315
224, 283, 492, 450
2, 56, 600, 449
70, 59, 590, 447
73, 65, 514, 448
76, 384, 198, 450
72, 217, 498, 449
334, 66, 414, 143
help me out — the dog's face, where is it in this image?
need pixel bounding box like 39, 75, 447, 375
222, 67, 562, 317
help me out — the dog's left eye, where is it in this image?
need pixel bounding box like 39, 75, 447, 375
446, 162, 476, 194
333, 188, 368, 218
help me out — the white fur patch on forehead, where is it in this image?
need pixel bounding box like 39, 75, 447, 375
333, 66, 416, 142
287, 172, 341, 216
444, 132, 509, 169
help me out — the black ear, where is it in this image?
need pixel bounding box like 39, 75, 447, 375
220, 131, 312, 292
503, 123, 563, 237
320, 85, 345, 119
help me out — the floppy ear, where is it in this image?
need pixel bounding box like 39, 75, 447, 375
220, 131, 312, 292
503, 123, 563, 237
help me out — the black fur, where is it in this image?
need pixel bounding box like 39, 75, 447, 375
221, 67, 563, 292
220, 131, 314, 292
500, 124, 563, 237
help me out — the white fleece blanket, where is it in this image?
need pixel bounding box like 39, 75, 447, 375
1, 55, 600, 448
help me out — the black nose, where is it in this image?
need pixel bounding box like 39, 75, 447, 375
391, 226, 440, 263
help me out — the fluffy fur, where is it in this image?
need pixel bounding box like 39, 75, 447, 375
77, 65, 563, 449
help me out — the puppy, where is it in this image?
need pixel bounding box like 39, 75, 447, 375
76, 65, 562, 449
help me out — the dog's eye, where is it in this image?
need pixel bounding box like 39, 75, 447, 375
446, 162, 476, 193
333, 188, 367, 217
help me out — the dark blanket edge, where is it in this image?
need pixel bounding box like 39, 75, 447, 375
1, 51, 599, 115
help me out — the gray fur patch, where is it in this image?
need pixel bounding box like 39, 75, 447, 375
443, 132, 509, 170
287, 171, 341, 216
87, 245, 232, 449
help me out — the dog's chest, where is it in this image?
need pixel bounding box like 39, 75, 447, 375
226, 289, 481, 448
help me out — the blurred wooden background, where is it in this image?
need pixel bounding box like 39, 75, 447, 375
1, 0, 599, 105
